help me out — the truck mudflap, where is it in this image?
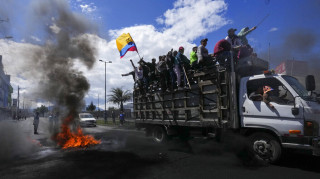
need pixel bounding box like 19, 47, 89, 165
312, 137, 320, 156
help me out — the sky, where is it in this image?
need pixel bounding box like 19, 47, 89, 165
0, 0, 319, 110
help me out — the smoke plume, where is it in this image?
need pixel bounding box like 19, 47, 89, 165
259, 29, 319, 65
0, 121, 38, 161
258, 29, 320, 90
26, 0, 98, 116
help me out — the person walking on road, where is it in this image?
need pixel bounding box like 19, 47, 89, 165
119, 111, 125, 126
49, 114, 53, 132
33, 112, 40, 134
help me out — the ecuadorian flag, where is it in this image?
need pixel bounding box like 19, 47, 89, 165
116, 33, 138, 58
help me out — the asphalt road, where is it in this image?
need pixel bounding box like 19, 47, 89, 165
1, 118, 320, 179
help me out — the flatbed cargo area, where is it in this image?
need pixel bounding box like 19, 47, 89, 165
134, 65, 233, 128
134, 56, 269, 129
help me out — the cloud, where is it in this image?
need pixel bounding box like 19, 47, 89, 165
79, 3, 97, 14
30, 36, 41, 42
157, 0, 230, 41
0, 40, 43, 101
269, 27, 278, 32
1, 0, 230, 110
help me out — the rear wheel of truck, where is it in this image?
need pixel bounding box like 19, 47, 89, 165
152, 126, 167, 143
249, 133, 282, 164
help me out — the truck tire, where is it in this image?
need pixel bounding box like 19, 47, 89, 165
152, 126, 167, 143
249, 132, 282, 164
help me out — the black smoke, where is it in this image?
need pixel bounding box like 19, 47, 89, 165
258, 29, 320, 90
26, 0, 98, 116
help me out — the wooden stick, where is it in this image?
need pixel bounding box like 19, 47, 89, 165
256, 14, 269, 27
136, 51, 142, 60
181, 65, 191, 89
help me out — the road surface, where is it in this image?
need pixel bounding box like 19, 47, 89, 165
0, 118, 320, 179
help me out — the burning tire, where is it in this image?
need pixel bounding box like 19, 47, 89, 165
152, 126, 168, 143
249, 133, 282, 163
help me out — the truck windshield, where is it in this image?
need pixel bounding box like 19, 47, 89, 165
282, 75, 313, 100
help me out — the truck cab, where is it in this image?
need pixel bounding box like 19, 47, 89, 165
239, 72, 320, 160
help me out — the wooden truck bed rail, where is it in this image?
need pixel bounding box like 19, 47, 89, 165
133, 66, 233, 128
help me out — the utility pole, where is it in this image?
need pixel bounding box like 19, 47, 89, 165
99, 60, 112, 123
268, 42, 270, 69
17, 86, 20, 119
104, 62, 106, 122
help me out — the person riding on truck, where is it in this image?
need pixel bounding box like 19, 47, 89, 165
263, 85, 275, 108
225, 28, 243, 49
130, 59, 145, 94
156, 55, 169, 92
165, 50, 177, 91
237, 26, 257, 46
249, 86, 263, 101
190, 46, 198, 68
174, 46, 189, 90
138, 59, 150, 92
197, 38, 210, 67
213, 39, 232, 68
140, 58, 157, 83
237, 26, 257, 59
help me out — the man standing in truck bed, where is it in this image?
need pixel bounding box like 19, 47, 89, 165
237, 26, 257, 46
197, 38, 210, 67
213, 39, 232, 68
174, 46, 189, 90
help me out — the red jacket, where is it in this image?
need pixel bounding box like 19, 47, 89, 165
213, 39, 231, 56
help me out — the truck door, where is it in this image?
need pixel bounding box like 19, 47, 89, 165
240, 77, 304, 136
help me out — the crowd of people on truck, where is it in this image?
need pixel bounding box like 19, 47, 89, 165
122, 26, 258, 94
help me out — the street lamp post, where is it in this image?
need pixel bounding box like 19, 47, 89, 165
99, 59, 112, 123
0, 18, 13, 40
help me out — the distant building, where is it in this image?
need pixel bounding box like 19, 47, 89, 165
0, 55, 13, 108
275, 60, 319, 91
12, 98, 17, 107
275, 60, 308, 76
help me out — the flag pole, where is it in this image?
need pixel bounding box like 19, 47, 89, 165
136, 51, 142, 60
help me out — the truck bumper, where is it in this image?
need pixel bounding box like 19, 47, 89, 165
312, 137, 320, 156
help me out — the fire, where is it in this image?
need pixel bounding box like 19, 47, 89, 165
53, 115, 100, 149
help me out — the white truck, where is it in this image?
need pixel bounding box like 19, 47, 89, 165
133, 54, 320, 163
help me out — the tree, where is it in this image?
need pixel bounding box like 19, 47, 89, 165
86, 101, 96, 111
34, 105, 48, 117
108, 87, 132, 112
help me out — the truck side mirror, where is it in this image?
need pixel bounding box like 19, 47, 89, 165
292, 107, 299, 115
306, 75, 315, 91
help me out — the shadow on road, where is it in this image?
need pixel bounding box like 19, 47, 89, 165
56, 150, 165, 179
276, 152, 320, 173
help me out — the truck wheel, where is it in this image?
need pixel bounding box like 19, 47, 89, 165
152, 126, 167, 143
249, 133, 282, 164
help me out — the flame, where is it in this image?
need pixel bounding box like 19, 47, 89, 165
53, 115, 100, 149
